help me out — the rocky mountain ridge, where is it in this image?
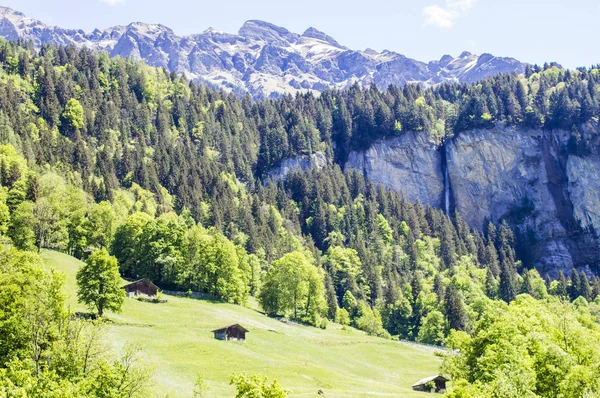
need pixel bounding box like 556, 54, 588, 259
0, 6, 530, 98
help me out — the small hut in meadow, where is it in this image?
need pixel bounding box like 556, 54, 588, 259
212, 324, 249, 341
123, 279, 159, 297
411, 375, 449, 393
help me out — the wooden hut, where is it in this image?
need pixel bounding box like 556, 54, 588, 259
411, 375, 448, 393
123, 279, 159, 297
211, 324, 249, 341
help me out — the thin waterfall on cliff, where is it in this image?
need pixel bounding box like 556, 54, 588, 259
443, 144, 451, 215
444, 164, 450, 215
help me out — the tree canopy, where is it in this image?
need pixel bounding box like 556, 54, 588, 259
76, 248, 125, 317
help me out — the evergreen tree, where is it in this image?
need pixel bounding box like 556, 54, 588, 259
485, 268, 498, 299
556, 271, 569, 298
580, 272, 592, 301
439, 220, 456, 270
569, 268, 581, 301
499, 254, 518, 303
522, 269, 534, 296
325, 273, 338, 321
444, 283, 469, 332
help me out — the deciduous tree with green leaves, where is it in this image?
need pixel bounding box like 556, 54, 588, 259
62, 98, 84, 131
230, 373, 289, 398
76, 248, 124, 317
259, 251, 325, 325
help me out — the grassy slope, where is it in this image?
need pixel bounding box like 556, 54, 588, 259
42, 250, 441, 397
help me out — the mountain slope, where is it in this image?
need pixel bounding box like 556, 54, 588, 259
0, 6, 529, 98
41, 250, 441, 397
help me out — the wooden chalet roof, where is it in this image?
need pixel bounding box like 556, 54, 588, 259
211, 323, 249, 333
123, 279, 158, 288
411, 375, 449, 387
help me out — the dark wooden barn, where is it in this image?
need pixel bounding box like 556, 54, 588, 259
211, 324, 249, 341
411, 375, 449, 393
124, 279, 159, 297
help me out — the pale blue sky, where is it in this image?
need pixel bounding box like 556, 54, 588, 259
3, 0, 599, 68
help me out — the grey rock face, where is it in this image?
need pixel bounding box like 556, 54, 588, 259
345, 127, 600, 276
446, 128, 578, 276
446, 128, 552, 229
0, 6, 531, 99
345, 132, 444, 207
568, 155, 600, 231
267, 152, 328, 180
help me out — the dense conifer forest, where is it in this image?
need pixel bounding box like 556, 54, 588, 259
3, 38, 600, 396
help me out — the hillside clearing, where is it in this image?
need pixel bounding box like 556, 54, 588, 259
42, 250, 441, 397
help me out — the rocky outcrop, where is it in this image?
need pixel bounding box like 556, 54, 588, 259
568, 155, 600, 231
345, 127, 600, 276
267, 152, 328, 180
446, 127, 599, 276
446, 128, 558, 235
346, 132, 444, 207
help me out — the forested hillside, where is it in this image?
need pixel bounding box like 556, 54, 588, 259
3, 38, 600, 396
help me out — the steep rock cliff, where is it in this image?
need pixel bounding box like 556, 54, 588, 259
345, 131, 445, 208
568, 155, 600, 231
446, 127, 600, 276
343, 127, 600, 276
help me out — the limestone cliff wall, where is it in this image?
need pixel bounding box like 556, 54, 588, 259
446, 127, 600, 276
343, 126, 600, 276
269, 126, 600, 275
345, 131, 444, 208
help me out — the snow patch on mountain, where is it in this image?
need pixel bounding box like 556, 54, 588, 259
0, 5, 532, 98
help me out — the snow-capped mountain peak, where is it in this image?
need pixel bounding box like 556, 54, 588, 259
0, 6, 534, 99
301, 27, 344, 49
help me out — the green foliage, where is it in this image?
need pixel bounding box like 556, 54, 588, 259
79, 344, 153, 398
0, 40, 596, 370
443, 295, 600, 397
76, 248, 124, 317
87, 201, 116, 249
0, 189, 10, 235
376, 214, 393, 244
111, 212, 153, 276
337, 307, 351, 326
182, 226, 249, 304
0, 246, 50, 365
193, 373, 207, 397
324, 245, 363, 300
393, 120, 402, 133
8, 200, 36, 250
230, 373, 289, 398
417, 310, 446, 345
342, 290, 358, 315
121, 212, 186, 286
259, 251, 325, 325
33, 196, 67, 251
0, 144, 27, 188
355, 302, 390, 338
445, 283, 470, 332
62, 98, 84, 130
0, 246, 152, 397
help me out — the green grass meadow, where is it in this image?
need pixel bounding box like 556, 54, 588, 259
42, 250, 441, 397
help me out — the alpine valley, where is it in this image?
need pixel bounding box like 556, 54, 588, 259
3, 3, 600, 398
